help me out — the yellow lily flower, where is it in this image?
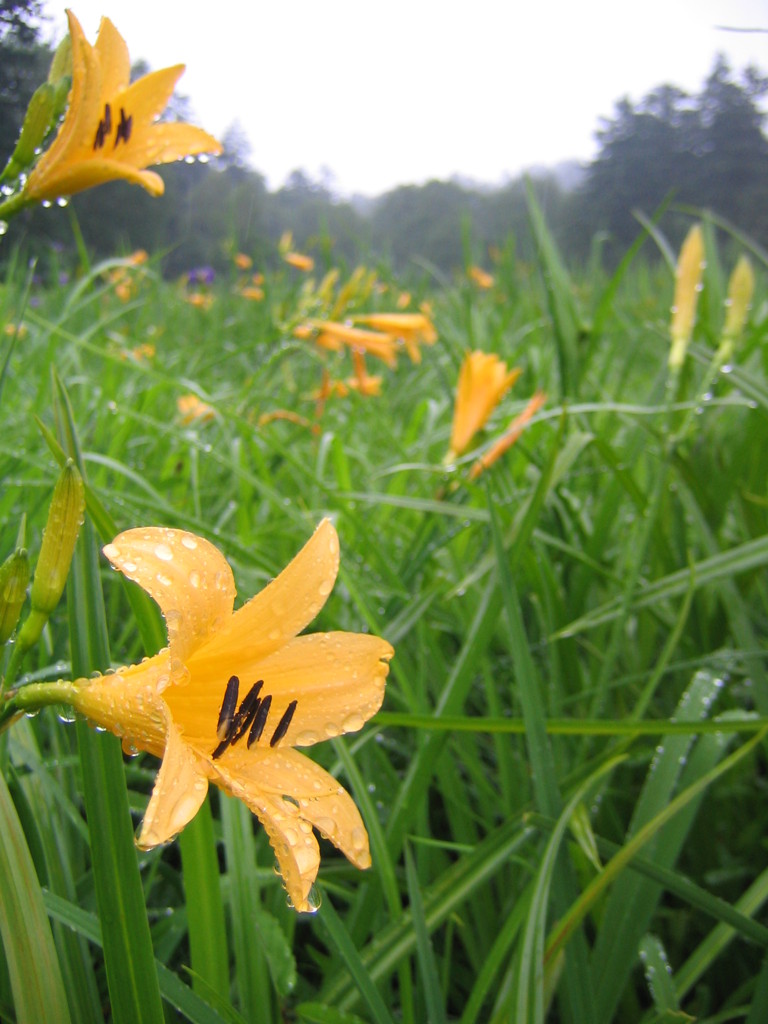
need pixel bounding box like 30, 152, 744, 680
24, 10, 221, 203
468, 265, 494, 289
353, 313, 437, 364
177, 394, 216, 423
309, 319, 398, 368
35, 521, 392, 912
447, 351, 521, 461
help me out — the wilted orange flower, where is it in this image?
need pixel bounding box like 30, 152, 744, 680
177, 394, 216, 423
468, 266, 494, 289
309, 320, 398, 368
447, 351, 521, 460
24, 11, 221, 203
284, 251, 315, 273
18, 522, 392, 911
234, 252, 253, 270
258, 410, 318, 433
353, 312, 437, 364
468, 391, 547, 480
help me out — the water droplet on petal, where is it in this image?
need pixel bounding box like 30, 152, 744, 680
154, 543, 174, 561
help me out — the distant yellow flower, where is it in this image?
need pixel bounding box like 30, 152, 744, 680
21, 522, 392, 911
177, 394, 216, 423
185, 291, 213, 310
3, 323, 27, 340
130, 342, 155, 361
24, 11, 221, 203
308, 319, 398, 368
669, 225, 705, 372
284, 251, 315, 273
447, 351, 521, 460
234, 252, 253, 270
396, 291, 411, 309
347, 349, 382, 396
353, 312, 437, 364
240, 285, 264, 301
468, 391, 547, 480
128, 249, 149, 266
468, 266, 494, 289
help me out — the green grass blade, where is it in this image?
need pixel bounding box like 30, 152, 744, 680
404, 843, 448, 1024
0, 770, 72, 1024
179, 799, 230, 1001
53, 373, 165, 1024
315, 892, 395, 1024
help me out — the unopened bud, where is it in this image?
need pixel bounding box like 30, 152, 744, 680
0, 82, 57, 183
724, 255, 754, 343
669, 225, 705, 372
47, 32, 72, 89
29, 460, 85, 616
0, 549, 30, 644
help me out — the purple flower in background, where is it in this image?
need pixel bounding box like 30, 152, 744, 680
187, 266, 215, 286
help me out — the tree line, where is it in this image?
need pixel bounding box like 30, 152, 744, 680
2, 1, 767, 279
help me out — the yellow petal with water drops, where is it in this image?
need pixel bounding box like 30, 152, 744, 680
111, 65, 186, 157
93, 14, 131, 98
227, 747, 371, 871
137, 717, 210, 848
190, 519, 340, 675
241, 631, 392, 748
103, 527, 236, 661
214, 752, 321, 911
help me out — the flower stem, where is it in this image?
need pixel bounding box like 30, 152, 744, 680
0, 191, 34, 224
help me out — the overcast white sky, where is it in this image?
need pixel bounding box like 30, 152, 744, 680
43, 1, 768, 197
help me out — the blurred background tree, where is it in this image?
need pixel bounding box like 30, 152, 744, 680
1, 34, 766, 277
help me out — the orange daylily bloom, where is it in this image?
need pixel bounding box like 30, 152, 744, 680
468, 391, 547, 480
346, 349, 382, 396
177, 394, 216, 423
24, 11, 221, 203
309, 320, 398, 368
284, 251, 315, 273
353, 312, 437, 364
30, 522, 391, 911
468, 266, 494, 289
240, 285, 264, 301
234, 253, 253, 270
447, 351, 521, 460
185, 291, 214, 310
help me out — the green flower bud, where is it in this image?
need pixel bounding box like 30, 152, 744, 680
29, 460, 85, 617
0, 548, 30, 644
0, 83, 57, 183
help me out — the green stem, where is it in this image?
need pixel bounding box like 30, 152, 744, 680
0, 191, 34, 223
0, 679, 79, 732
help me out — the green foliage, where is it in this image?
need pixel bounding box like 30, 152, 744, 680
1, 195, 768, 1023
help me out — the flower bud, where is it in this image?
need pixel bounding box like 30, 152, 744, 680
29, 460, 85, 617
724, 256, 754, 343
669, 225, 705, 372
0, 549, 30, 644
0, 83, 57, 183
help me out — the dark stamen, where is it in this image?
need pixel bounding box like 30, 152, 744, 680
229, 681, 264, 744
216, 675, 239, 741
114, 106, 132, 147
269, 700, 298, 747
247, 694, 272, 747
93, 104, 112, 150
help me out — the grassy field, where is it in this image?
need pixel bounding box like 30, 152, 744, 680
1, 201, 768, 1024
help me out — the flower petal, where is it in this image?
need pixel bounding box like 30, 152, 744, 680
103, 527, 236, 661
137, 716, 209, 848
235, 631, 392, 748
188, 519, 340, 677
212, 747, 371, 909
94, 16, 131, 99
212, 751, 321, 911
